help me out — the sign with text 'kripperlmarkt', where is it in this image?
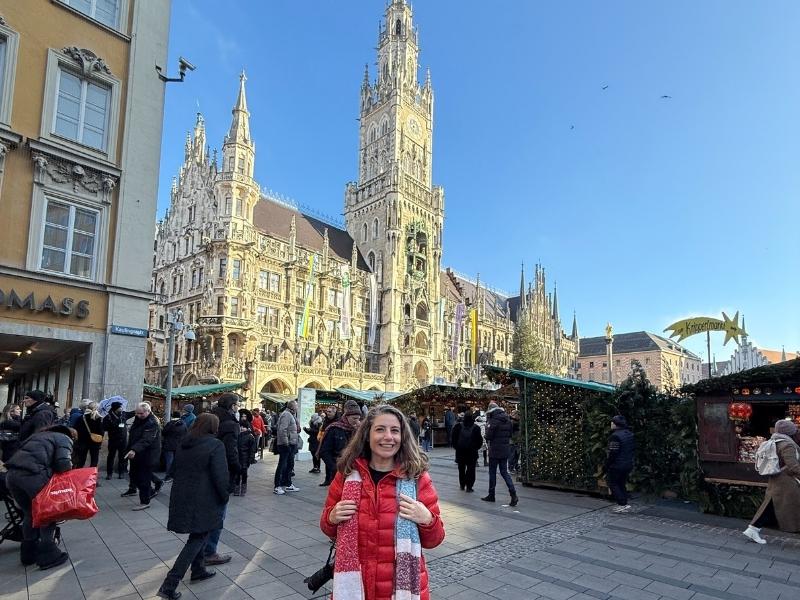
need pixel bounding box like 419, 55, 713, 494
664, 311, 746, 346
110, 325, 148, 338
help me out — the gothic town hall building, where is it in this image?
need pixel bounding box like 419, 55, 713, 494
147, 0, 578, 401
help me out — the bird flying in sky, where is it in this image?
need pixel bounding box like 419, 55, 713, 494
660, 95, 672, 99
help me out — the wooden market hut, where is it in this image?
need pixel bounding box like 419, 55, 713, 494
682, 358, 800, 488
260, 387, 403, 415
390, 382, 519, 447
484, 365, 616, 492
143, 380, 247, 418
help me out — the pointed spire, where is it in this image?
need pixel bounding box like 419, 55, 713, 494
362, 63, 370, 87
552, 283, 559, 321
228, 71, 250, 143
571, 311, 579, 339
519, 262, 526, 310
782, 346, 787, 362
741, 314, 747, 340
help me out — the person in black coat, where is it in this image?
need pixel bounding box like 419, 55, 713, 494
122, 402, 162, 510
233, 411, 257, 496
451, 411, 484, 492
605, 415, 636, 512
19, 390, 56, 442
304, 412, 323, 474
102, 400, 128, 479
156, 413, 229, 600
162, 412, 188, 481
0, 403, 22, 461
203, 394, 240, 565
482, 402, 518, 506
5, 425, 74, 569
317, 400, 361, 486
73, 400, 104, 468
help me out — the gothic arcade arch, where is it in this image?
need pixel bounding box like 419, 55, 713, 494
300, 379, 325, 390
413, 360, 429, 385
260, 377, 292, 395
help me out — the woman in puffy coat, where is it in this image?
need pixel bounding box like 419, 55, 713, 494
157, 413, 229, 599
320, 405, 445, 600
0, 403, 22, 461
5, 424, 75, 569
450, 411, 484, 492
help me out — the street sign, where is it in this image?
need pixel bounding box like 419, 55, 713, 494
110, 325, 149, 338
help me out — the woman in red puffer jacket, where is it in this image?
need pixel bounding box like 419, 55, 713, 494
320, 405, 445, 600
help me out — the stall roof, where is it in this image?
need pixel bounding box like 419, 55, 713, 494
392, 382, 519, 405
484, 366, 616, 393
143, 381, 247, 399
336, 388, 403, 403
682, 358, 800, 395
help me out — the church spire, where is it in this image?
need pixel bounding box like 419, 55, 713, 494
228, 71, 250, 143
571, 311, 579, 339
519, 262, 526, 311
552, 283, 559, 322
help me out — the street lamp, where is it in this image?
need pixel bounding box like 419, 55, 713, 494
165, 308, 195, 420
605, 322, 614, 384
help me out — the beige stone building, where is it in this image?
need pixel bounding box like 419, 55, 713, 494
578, 331, 702, 390
147, 0, 577, 402
0, 0, 170, 405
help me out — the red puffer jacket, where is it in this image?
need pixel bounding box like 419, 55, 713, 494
320, 457, 445, 600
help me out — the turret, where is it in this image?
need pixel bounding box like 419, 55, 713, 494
220, 72, 255, 180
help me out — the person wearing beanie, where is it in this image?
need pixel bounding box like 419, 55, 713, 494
103, 400, 129, 479
482, 401, 518, 506
745, 419, 800, 543
605, 415, 636, 513
19, 390, 56, 442
181, 404, 196, 429
274, 400, 301, 495
318, 400, 362, 487
162, 411, 188, 481
234, 411, 257, 496
205, 393, 241, 565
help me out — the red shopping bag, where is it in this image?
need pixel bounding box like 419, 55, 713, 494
32, 467, 99, 528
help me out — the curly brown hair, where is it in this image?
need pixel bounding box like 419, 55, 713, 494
337, 404, 429, 479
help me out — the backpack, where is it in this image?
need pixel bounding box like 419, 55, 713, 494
456, 424, 476, 451
755, 439, 781, 476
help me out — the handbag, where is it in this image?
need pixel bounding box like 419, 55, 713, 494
304, 542, 335, 592
32, 467, 99, 528
84, 416, 103, 443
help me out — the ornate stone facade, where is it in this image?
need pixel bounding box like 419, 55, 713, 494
147, 0, 578, 401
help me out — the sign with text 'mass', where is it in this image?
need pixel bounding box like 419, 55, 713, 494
0, 288, 89, 319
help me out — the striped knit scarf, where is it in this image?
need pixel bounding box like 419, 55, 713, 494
332, 470, 422, 600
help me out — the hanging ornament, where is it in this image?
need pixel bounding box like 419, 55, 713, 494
784, 387, 793, 394
753, 387, 762, 395
741, 388, 751, 396
728, 402, 752, 422
794, 386, 800, 394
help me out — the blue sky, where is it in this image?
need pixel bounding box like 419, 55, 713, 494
157, 1, 800, 363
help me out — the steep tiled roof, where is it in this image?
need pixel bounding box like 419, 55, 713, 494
580, 331, 700, 360
252, 197, 369, 270
445, 270, 510, 321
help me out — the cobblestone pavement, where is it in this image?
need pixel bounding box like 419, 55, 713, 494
2, 449, 800, 599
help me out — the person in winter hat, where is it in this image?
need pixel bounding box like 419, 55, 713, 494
605, 415, 636, 513
181, 404, 196, 429
233, 410, 257, 496
482, 401, 518, 506
744, 419, 800, 544
318, 400, 362, 486
19, 390, 56, 442
103, 400, 128, 479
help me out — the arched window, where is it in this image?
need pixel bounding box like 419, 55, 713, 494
381, 119, 389, 136
416, 302, 429, 322
372, 218, 379, 239
415, 331, 428, 350
362, 223, 368, 242
225, 196, 232, 214
367, 251, 376, 272
228, 157, 234, 171
237, 154, 244, 174
369, 126, 377, 143
395, 19, 402, 36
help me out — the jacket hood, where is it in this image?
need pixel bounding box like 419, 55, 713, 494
489, 409, 510, 424
211, 405, 237, 423
486, 405, 505, 416
180, 434, 216, 450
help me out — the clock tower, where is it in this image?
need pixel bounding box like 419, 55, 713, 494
344, 0, 445, 390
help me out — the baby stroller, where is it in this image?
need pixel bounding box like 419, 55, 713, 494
0, 471, 23, 544
0, 472, 61, 546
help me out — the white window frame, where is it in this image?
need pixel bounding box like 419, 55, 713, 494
0, 22, 20, 126
56, 0, 130, 35
32, 192, 106, 282
41, 48, 121, 162
268, 272, 280, 293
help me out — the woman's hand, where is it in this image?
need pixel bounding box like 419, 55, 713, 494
328, 500, 358, 525
398, 493, 433, 526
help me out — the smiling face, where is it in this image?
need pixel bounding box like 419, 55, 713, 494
11, 405, 21, 418
369, 413, 402, 463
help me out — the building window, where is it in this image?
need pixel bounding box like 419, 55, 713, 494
589, 361, 594, 368
0, 23, 19, 126
268, 307, 279, 328
367, 251, 376, 272
257, 305, 266, 324
372, 218, 379, 239
362, 223, 368, 242
230, 297, 239, 317
216, 297, 225, 315
268, 272, 280, 292
234, 197, 243, 217
258, 270, 268, 289
231, 259, 241, 282
576, 362, 581, 369
61, 0, 121, 28
54, 68, 111, 151
328, 289, 343, 309
218, 258, 227, 279
198, 267, 204, 285
40, 199, 98, 279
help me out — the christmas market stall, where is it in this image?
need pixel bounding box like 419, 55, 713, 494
143, 380, 247, 418
261, 387, 403, 414
484, 365, 616, 492
683, 358, 800, 488
390, 383, 519, 447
